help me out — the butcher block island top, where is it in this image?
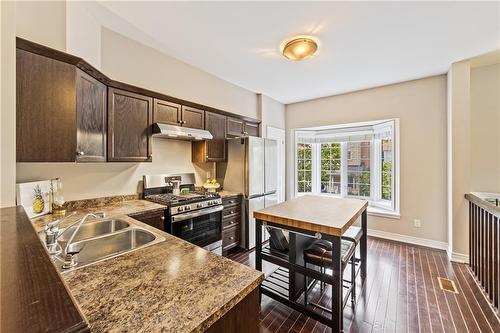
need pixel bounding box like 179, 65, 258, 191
254, 195, 368, 236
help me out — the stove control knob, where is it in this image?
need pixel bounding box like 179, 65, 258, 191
197, 203, 203, 208
186, 206, 191, 210
178, 207, 184, 212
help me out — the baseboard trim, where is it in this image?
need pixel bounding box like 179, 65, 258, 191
447, 251, 470, 264
367, 229, 448, 251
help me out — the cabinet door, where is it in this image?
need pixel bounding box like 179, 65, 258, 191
226, 117, 244, 138
244, 121, 260, 137
153, 99, 181, 125
76, 69, 107, 162
129, 210, 165, 231
108, 88, 152, 162
205, 111, 227, 162
16, 49, 77, 162
181, 106, 204, 129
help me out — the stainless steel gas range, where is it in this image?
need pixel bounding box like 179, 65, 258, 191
143, 173, 223, 255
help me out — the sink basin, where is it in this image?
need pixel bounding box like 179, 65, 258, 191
58, 219, 130, 242
58, 228, 161, 272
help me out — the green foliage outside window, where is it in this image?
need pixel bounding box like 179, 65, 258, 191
382, 160, 392, 200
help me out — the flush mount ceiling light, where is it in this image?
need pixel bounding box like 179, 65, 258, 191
281, 36, 319, 61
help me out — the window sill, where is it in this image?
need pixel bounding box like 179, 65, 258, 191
367, 206, 400, 219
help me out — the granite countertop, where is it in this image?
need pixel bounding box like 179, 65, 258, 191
217, 190, 242, 198
31, 199, 166, 232
32, 199, 264, 332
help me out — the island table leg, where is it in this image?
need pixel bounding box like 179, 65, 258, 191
255, 219, 263, 304
326, 234, 342, 333
361, 209, 367, 281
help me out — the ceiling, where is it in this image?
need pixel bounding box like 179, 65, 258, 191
97, 1, 499, 104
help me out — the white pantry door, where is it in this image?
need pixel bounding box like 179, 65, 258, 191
266, 126, 285, 203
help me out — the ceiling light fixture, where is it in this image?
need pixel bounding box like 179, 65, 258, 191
281, 36, 318, 61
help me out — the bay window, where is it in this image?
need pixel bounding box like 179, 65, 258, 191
294, 119, 399, 216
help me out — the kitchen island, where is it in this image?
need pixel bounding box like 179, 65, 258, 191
254, 195, 368, 333
27, 198, 263, 333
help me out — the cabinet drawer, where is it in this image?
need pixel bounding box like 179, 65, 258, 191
223, 205, 240, 219
128, 210, 165, 231
222, 225, 240, 249
222, 215, 240, 230
222, 196, 240, 207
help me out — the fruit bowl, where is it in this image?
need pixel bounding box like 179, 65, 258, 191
203, 183, 220, 192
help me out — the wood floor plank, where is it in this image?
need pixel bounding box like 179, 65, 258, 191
227, 237, 500, 333
395, 243, 409, 333
423, 247, 455, 332
455, 264, 500, 332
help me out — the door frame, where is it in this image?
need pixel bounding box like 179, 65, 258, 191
266, 126, 286, 203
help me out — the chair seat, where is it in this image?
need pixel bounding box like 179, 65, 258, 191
342, 226, 363, 244
304, 239, 355, 267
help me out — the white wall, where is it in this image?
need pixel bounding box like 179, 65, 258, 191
258, 94, 286, 137
447, 61, 471, 258
0, 1, 17, 207
286, 76, 448, 244
470, 63, 500, 192
66, 1, 101, 68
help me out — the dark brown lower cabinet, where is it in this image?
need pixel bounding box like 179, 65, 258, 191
108, 88, 153, 162
128, 209, 165, 231
205, 287, 259, 333
222, 195, 242, 252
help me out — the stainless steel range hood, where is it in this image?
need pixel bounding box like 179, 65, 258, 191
152, 123, 213, 141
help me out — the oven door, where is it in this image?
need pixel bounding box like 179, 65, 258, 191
170, 205, 223, 248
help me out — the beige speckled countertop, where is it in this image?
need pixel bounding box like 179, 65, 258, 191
31, 199, 166, 232
217, 190, 242, 198
32, 200, 263, 332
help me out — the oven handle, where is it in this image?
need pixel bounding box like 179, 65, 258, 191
171, 205, 223, 223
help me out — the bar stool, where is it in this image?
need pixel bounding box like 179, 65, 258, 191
303, 226, 363, 309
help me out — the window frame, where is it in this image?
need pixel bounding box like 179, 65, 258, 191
293, 119, 400, 217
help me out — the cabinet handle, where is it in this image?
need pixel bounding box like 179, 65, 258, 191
230, 221, 235, 225
160, 216, 165, 220
183, 120, 187, 124
178, 120, 182, 124
230, 236, 235, 240
229, 211, 235, 215
149, 154, 153, 158
77, 151, 85, 156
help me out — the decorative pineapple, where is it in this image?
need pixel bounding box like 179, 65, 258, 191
32, 185, 45, 214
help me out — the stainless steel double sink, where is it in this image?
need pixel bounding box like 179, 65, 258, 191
41, 218, 165, 273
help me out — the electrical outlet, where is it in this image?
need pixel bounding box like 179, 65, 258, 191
414, 219, 421, 228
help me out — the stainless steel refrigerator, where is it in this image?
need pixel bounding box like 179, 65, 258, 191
223, 136, 278, 249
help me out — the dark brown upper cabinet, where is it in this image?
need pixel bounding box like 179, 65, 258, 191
153, 99, 181, 125
16, 49, 106, 162
192, 111, 227, 163
244, 121, 260, 137
226, 117, 260, 138
181, 106, 204, 130
226, 117, 244, 138
153, 99, 204, 130
76, 69, 107, 162
108, 88, 153, 162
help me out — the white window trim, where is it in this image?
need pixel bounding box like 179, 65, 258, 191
292, 119, 400, 217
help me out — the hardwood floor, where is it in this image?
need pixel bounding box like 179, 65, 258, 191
227, 237, 500, 333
